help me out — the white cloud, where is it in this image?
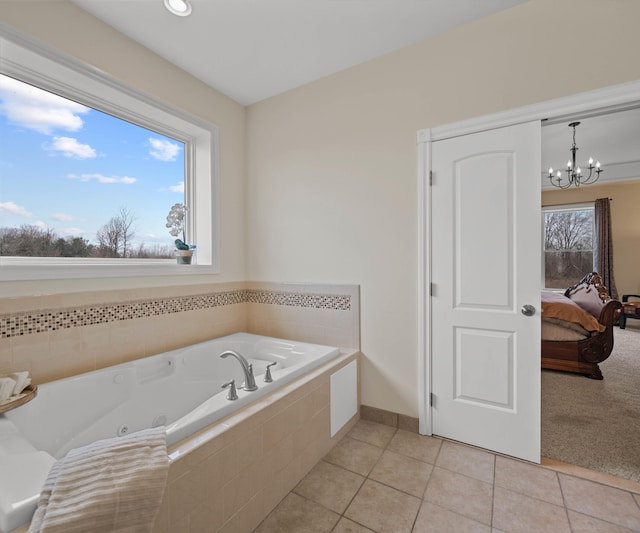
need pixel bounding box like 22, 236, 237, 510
44, 136, 97, 159
148, 137, 181, 162
60, 227, 88, 236
169, 181, 184, 193
67, 173, 137, 185
0, 75, 89, 134
0, 201, 33, 217
33, 221, 47, 230
51, 213, 74, 222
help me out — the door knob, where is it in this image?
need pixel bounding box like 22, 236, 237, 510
521, 304, 536, 316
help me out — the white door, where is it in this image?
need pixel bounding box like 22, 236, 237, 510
431, 121, 541, 462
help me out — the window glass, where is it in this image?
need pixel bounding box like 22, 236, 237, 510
0, 74, 185, 260
543, 205, 594, 289
0, 28, 218, 280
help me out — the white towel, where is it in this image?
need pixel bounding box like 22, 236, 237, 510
28, 426, 168, 533
9, 371, 30, 395
0, 377, 16, 403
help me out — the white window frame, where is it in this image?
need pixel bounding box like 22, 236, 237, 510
0, 26, 220, 281
541, 202, 595, 290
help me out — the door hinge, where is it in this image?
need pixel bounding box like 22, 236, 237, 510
429, 392, 434, 406
430, 282, 435, 296
429, 170, 433, 186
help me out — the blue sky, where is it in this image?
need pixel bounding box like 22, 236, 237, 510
0, 74, 185, 249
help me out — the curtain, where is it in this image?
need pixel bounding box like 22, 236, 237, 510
594, 197, 618, 299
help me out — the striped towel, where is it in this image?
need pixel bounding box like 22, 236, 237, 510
28, 427, 168, 533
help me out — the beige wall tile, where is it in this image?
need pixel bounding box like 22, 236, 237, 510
184, 434, 226, 469
107, 320, 147, 366
203, 444, 239, 489
9, 332, 49, 376
190, 493, 225, 533
3, 282, 360, 384
234, 427, 264, 472
232, 490, 266, 533
0, 338, 12, 375
168, 468, 206, 526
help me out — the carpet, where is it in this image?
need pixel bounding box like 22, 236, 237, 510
541, 325, 640, 482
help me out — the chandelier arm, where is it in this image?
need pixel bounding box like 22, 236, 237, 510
549, 175, 572, 189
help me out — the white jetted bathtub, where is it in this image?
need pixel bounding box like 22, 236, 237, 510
0, 332, 340, 532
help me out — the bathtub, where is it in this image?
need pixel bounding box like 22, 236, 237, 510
0, 332, 340, 533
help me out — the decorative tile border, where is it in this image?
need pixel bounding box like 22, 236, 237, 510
0, 289, 351, 339
245, 289, 351, 311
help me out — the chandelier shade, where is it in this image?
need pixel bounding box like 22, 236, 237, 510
548, 121, 603, 189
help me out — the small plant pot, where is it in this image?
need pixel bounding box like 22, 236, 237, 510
175, 250, 193, 265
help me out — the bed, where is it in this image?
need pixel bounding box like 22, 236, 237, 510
541, 272, 622, 380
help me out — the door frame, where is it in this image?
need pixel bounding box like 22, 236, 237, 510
417, 79, 640, 436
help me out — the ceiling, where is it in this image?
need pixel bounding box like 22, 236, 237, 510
71, 0, 527, 106
69, 0, 639, 185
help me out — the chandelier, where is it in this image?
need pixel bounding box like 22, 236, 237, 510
548, 121, 603, 188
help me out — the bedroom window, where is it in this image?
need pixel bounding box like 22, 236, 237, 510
543, 203, 594, 290
0, 29, 219, 280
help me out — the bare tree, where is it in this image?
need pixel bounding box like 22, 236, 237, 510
96, 207, 136, 257
544, 209, 594, 287
544, 211, 592, 251
117, 207, 136, 257
0, 224, 56, 256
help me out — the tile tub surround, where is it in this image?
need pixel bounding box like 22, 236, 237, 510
256, 419, 640, 533
153, 350, 360, 533
6, 350, 359, 533
0, 282, 359, 385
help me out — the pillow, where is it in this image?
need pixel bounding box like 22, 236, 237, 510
564, 272, 611, 318
541, 291, 606, 333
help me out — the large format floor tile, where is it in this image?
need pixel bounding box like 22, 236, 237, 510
293, 460, 365, 514
254, 492, 340, 533
254, 420, 640, 532
344, 479, 421, 533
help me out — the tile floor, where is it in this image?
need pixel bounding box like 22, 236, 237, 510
254, 419, 640, 533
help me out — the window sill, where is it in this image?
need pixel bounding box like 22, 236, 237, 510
0, 258, 218, 281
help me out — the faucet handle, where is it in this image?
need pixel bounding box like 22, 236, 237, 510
222, 379, 238, 400
264, 361, 277, 383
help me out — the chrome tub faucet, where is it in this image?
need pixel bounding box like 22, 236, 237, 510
220, 350, 258, 391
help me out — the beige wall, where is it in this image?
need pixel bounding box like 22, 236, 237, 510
0, 1, 247, 297
542, 179, 640, 297
246, 0, 640, 417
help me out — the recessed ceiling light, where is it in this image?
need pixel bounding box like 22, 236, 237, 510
164, 0, 192, 17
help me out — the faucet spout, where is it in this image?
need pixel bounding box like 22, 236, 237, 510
220, 350, 258, 391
